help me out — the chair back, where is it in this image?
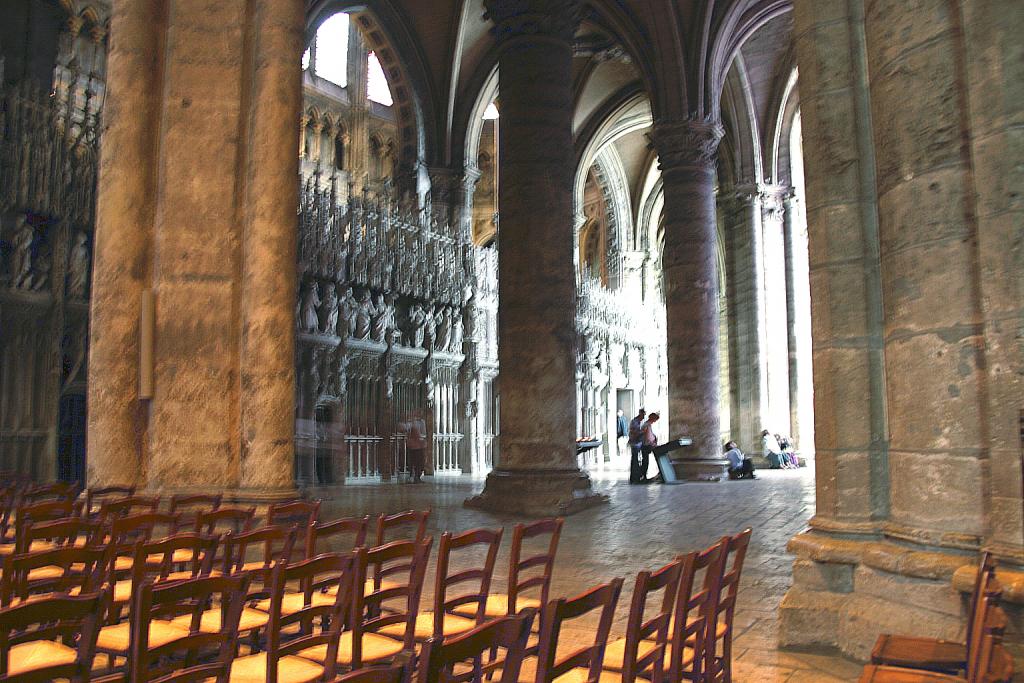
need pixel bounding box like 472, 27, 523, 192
267, 499, 321, 529
418, 610, 537, 683
435, 527, 504, 633
86, 485, 136, 515
354, 538, 433, 664
168, 494, 222, 532
336, 654, 414, 683
668, 541, 727, 682
0, 545, 109, 607
619, 559, 683, 683
0, 590, 108, 681
966, 597, 1007, 683
16, 516, 103, 555
194, 507, 256, 536
15, 500, 82, 539
221, 525, 297, 592
110, 512, 181, 546
127, 573, 251, 682
308, 516, 370, 558
99, 495, 162, 523
20, 482, 81, 504
704, 528, 751, 677
535, 579, 624, 683
508, 517, 563, 615
264, 553, 356, 681
375, 509, 430, 546
965, 551, 996, 659
132, 532, 220, 582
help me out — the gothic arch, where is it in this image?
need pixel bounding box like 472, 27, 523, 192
305, 0, 437, 178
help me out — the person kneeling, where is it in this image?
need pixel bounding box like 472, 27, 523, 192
724, 441, 756, 480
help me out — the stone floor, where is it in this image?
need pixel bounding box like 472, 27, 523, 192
317, 464, 865, 682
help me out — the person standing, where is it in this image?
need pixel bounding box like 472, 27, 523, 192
615, 409, 629, 457
639, 412, 660, 484
402, 411, 428, 482
724, 441, 756, 479
628, 408, 646, 484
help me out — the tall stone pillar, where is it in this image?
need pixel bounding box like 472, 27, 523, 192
88, 0, 303, 502
721, 186, 768, 454
651, 121, 728, 479
466, 0, 605, 516
760, 186, 792, 434
782, 194, 814, 455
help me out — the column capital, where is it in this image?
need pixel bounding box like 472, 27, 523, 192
484, 0, 582, 44
651, 119, 725, 173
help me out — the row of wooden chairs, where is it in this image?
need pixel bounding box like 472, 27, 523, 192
861, 552, 1014, 682
0, 525, 753, 682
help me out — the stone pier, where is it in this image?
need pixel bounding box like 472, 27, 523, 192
88, 0, 304, 503
466, 0, 606, 516
651, 120, 729, 480
781, 0, 1024, 659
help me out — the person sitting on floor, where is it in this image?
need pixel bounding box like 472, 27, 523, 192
778, 434, 801, 468
762, 429, 788, 469
724, 441, 756, 480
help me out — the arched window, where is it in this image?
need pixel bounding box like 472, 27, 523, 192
304, 12, 350, 88
334, 135, 346, 171
366, 52, 393, 106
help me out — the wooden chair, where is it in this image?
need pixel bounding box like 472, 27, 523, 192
666, 542, 728, 683
168, 494, 222, 533
380, 527, 502, 642
307, 516, 370, 559
0, 545, 109, 607
195, 507, 257, 536
233, 553, 356, 682
871, 552, 996, 674
601, 559, 683, 683
107, 513, 183, 574
302, 539, 432, 671
267, 500, 321, 530
15, 516, 104, 554
454, 518, 563, 622
533, 579, 625, 683
0, 500, 82, 552
86, 486, 137, 516
374, 510, 430, 547
98, 496, 162, 525
858, 598, 1011, 683
700, 528, 751, 683
20, 481, 82, 503
95, 534, 222, 665
418, 610, 537, 683
335, 654, 414, 683
126, 573, 252, 682
0, 589, 108, 681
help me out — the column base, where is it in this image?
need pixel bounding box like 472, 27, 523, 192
465, 469, 608, 517
673, 458, 730, 481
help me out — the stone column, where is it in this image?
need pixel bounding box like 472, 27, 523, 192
721, 186, 768, 454
466, 0, 605, 516
238, 0, 303, 497
958, 0, 1024, 563
759, 186, 792, 434
89, 0, 302, 502
88, 0, 164, 488
782, 194, 814, 455
651, 120, 728, 479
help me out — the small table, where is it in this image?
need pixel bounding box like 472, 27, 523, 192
653, 437, 693, 484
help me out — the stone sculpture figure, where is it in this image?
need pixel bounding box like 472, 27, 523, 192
433, 304, 451, 351
8, 215, 34, 289
338, 284, 358, 339
66, 230, 89, 299
423, 304, 436, 350
354, 289, 372, 340
30, 246, 51, 292
370, 292, 389, 342
320, 280, 339, 335
299, 281, 321, 332
405, 302, 427, 348
382, 293, 398, 344
450, 307, 464, 353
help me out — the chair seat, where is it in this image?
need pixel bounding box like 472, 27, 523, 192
228, 651, 326, 683
298, 630, 406, 666
377, 612, 478, 641
169, 606, 270, 634
858, 665, 965, 682
362, 578, 402, 595
0, 540, 57, 556
26, 564, 65, 581
682, 615, 726, 642
96, 620, 189, 653
552, 667, 625, 683
69, 579, 132, 603
871, 635, 966, 673
170, 548, 199, 563
253, 590, 337, 614
163, 569, 223, 582
8, 639, 78, 675
601, 636, 662, 672
451, 593, 543, 618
